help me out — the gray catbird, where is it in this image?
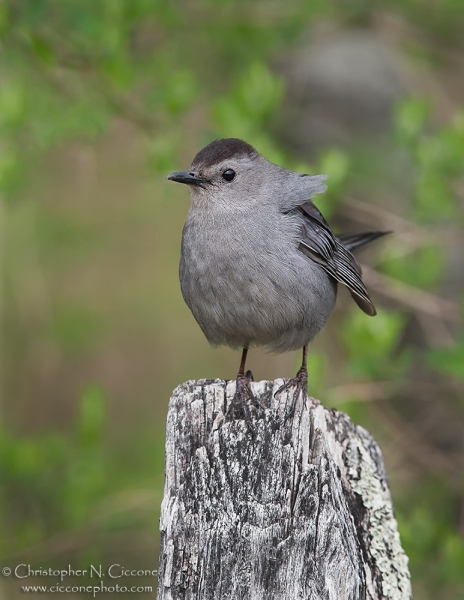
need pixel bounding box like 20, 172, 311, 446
168, 138, 387, 420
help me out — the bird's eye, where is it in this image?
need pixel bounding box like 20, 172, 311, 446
222, 169, 235, 182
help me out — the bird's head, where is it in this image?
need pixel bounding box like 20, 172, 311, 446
167, 138, 327, 211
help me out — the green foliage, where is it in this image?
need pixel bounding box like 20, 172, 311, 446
212, 61, 285, 162
305, 351, 326, 398
318, 149, 349, 193
398, 480, 464, 598
0, 2, 463, 598
0, 386, 162, 557
394, 98, 464, 223
427, 340, 464, 381
395, 98, 432, 143
214, 62, 284, 135
314, 149, 349, 218
77, 384, 106, 447
50, 308, 103, 353
382, 244, 444, 289
341, 309, 407, 380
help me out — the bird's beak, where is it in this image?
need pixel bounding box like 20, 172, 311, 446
167, 170, 208, 187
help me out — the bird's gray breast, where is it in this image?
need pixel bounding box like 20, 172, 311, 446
179, 209, 337, 352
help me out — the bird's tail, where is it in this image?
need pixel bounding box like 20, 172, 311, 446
337, 231, 391, 253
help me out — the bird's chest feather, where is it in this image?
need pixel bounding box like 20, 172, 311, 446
180, 215, 272, 303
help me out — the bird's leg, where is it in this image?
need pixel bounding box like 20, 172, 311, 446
226, 346, 264, 425
275, 345, 309, 415
238, 345, 250, 380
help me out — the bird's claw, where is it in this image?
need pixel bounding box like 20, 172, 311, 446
275, 366, 308, 418
226, 372, 265, 430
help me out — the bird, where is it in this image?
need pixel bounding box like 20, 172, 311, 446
167, 138, 387, 421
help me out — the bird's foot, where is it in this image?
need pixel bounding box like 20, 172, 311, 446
226, 370, 265, 429
275, 366, 308, 418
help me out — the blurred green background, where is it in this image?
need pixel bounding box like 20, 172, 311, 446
1, 1, 464, 598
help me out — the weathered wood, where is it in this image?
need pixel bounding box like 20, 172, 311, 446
157, 379, 411, 600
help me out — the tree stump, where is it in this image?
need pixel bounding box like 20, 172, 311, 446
157, 379, 411, 600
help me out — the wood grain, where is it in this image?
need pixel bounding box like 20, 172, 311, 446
157, 379, 411, 600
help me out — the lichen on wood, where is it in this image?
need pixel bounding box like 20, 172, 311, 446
157, 379, 411, 600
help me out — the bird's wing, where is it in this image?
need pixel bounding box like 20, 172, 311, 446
295, 201, 377, 316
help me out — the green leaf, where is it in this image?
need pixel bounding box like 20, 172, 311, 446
319, 149, 348, 184
395, 97, 431, 141
415, 169, 456, 221
341, 309, 407, 379
212, 61, 284, 136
